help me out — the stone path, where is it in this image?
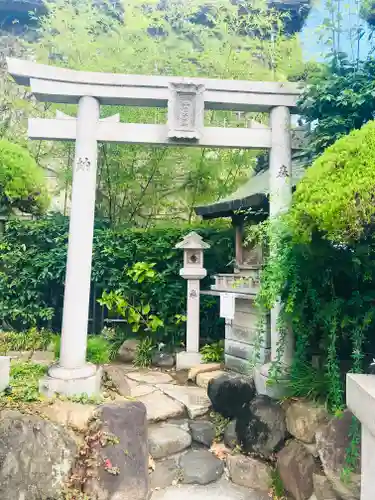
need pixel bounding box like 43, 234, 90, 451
103, 364, 269, 500
151, 478, 268, 500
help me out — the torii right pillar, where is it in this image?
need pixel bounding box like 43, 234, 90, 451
254, 106, 294, 398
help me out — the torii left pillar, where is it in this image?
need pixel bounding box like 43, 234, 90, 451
40, 96, 102, 397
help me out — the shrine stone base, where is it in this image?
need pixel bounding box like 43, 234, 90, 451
176, 351, 202, 371
253, 362, 289, 400
39, 363, 102, 398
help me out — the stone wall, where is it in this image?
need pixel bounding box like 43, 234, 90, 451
208, 373, 361, 500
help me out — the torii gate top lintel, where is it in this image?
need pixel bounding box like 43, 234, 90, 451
7, 57, 301, 111
6, 57, 300, 396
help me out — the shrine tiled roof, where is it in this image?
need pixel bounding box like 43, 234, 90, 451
195, 159, 305, 219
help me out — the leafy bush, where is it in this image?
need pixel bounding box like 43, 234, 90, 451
54, 335, 110, 364
289, 121, 375, 244
299, 58, 375, 158
0, 216, 233, 344
200, 341, 224, 363
0, 139, 49, 216
0, 328, 54, 354
134, 337, 154, 368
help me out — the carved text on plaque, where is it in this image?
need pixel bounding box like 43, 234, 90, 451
168, 82, 205, 141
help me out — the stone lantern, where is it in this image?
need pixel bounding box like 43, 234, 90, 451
175, 231, 210, 369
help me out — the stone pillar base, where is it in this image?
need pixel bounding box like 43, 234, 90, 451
176, 351, 202, 370
254, 362, 289, 400
39, 363, 102, 398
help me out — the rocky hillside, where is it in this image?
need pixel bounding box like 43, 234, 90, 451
1, 0, 311, 36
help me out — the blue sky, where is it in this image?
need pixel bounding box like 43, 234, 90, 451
300, 0, 371, 60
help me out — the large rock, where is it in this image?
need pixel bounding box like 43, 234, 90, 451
286, 401, 328, 443
84, 401, 149, 500
151, 352, 175, 368
227, 454, 272, 492
236, 395, 287, 457
277, 440, 315, 500
149, 423, 192, 459
313, 473, 338, 500
118, 338, 140, 363
316, 410, 361, 500
189, 420, 216, 448
42, 399, 96, 432
179, 449, 224, 485
150, 457, 181, 490
0, 410, 77, 500
207, 373, 255, 419
103, 364, 131, 396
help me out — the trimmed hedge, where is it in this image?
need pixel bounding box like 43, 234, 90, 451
0, 215, 234, 343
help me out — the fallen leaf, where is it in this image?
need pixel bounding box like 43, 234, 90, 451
210, 442, 230, 460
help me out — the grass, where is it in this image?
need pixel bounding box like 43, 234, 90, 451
1, 362, 47, 403
54, 335, 110, 365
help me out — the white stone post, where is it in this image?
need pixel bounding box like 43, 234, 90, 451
347, 374, 375, 499
254, 106, 293, 398
0, 356, 10, 392
175, 232, 210, 370
40, 96, 102, 397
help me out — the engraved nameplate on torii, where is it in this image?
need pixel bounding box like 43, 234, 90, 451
168, 82, 205, 141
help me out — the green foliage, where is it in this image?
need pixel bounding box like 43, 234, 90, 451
0, 216, 232, 344
99, 262, 164, 335
0, 327, 53, 354
0, 139, 49, 216
299, 59, 375, 159
258, 217, 375, 411
200, 341, 224, 363
2, 362, 47, 403
270, 469, 286, 499
289, 121, 375, 244
101, 326, 128, 361
134, 337, 154, 368
54, 335, 110, 365
209, 411, 230, 441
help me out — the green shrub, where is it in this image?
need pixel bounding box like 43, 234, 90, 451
0, 139, 49, 216
54, 335, 110, 364
200, 341, 224, 363
0, 328, 53, 354
289, 120, 375, 244
0, 216, 232, 344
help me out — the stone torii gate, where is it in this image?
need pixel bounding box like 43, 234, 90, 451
7, 58, 303, 397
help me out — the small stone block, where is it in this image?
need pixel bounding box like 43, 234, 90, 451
196, 370, 226, 390
188, 363, 222, 381
0, 356, 10, 392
